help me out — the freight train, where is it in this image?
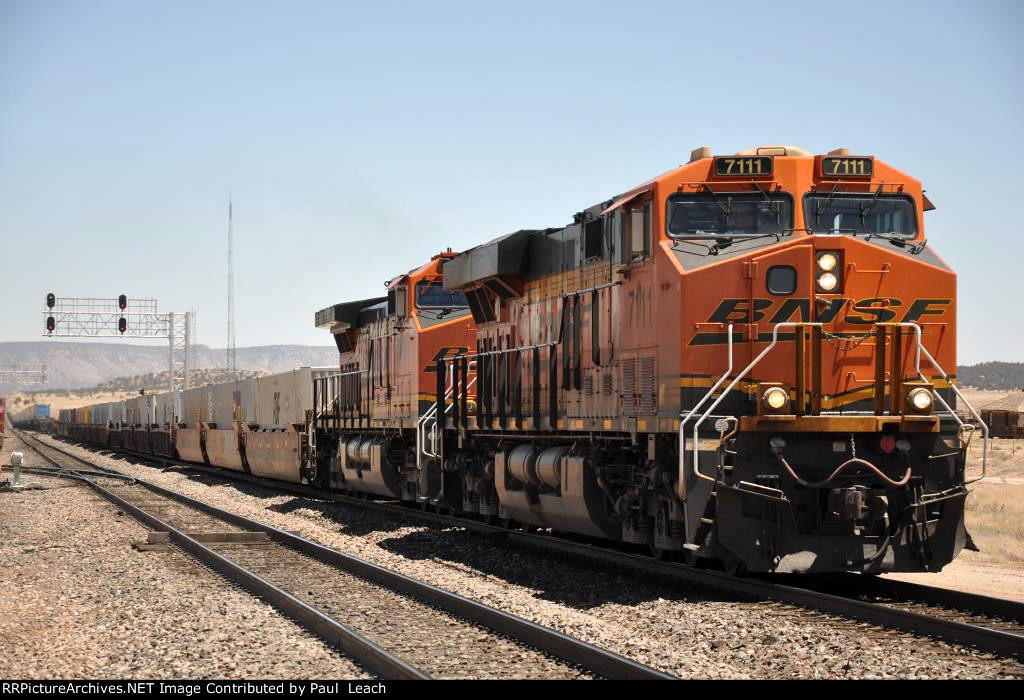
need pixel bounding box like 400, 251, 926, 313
48, 368, 335, 482
51, 145, 988, 575
8, 403, 51, 432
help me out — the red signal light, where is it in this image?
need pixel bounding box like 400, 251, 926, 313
46, 316, 56, 333
118, 294, 127, 310
118, 317, 127, 334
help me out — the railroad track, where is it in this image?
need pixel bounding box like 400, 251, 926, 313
12, 429, 674, 680
20, 430, 1024, 663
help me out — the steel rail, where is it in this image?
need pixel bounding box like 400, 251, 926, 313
44, 430, 1024, 660
128, 452, 1024, 639
806, 573, 1024, 626
15, 433, 429, 680
16, 464, 139, 481
25, 430, 1024, 661
16, 430, 676, 680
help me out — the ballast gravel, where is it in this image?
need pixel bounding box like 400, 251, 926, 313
15, 435, 1024, 679
0, 434, 367, 680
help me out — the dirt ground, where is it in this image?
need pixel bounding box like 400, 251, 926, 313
886, 558, 1024, 602
884, 480, 1024, 601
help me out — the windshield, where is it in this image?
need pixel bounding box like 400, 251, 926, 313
415, 281, 468, 309
666, 192, 793, 238
804, 193, 917, 237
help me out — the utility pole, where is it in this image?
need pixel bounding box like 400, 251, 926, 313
227, 195, 237, 376
42, 295, 191, 393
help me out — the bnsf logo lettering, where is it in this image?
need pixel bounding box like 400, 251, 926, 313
690, 297, 951, 345
423, 346, 470, 373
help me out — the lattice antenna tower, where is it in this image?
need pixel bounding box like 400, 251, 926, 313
191, 307, 198, 371
227, 194, 237, 376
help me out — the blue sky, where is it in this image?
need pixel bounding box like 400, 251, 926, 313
1, 0, 1021, 364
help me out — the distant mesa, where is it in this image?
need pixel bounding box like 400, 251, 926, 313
0, 341, 337, 392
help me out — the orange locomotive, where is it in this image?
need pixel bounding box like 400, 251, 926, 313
316, 146, 986, 575
314, 252, 482, 510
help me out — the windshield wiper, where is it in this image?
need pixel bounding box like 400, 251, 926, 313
813, 184, 841, 224
752, 183, 781, 219
708, 231, 782, 255
859, 184, 884, 221
671, 239, 716, 256
863, 231, 928, 254
702, 184, 731, 217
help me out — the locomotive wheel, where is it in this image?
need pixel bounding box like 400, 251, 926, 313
649, 545, 675, 562
721, 552, 747, 577
682, 550, 704, 568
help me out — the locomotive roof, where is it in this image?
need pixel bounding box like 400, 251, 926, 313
314, 296, 388, 331
981, 392, 1024, 413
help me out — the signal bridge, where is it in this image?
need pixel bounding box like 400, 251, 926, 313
0, 365, 47, 384
42, 294, 192, 393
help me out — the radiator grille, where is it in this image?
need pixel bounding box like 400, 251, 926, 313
621, 357, 637, 416
638, 355, 656, 415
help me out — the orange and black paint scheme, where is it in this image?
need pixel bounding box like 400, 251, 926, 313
314, 251, 480, 505
316, 146, 981, 574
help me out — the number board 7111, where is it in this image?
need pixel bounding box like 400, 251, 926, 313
822, 157, 873, 178
713, 156, 773, 177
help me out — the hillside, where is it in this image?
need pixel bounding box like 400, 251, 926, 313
4, 369, 271, 413
957, 362, 1024, 391
0, 341, 337, 391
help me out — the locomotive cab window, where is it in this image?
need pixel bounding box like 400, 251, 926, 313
415, 281, 469, 309
583, 217, 604, 261
627, 202, 650, 260
803, 193, 917, 237
666, 192, 793, 239
392, 285, 408, 317
766, 265, 797, 295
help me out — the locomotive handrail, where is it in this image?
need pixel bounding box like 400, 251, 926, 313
678, 324, 735, 493
688, 322, 813, 487
677, 321, 988, 496
416, 376, 454, 469
895, 322, 987, 484
417, 359, 479, 468
418, 370, 480, 465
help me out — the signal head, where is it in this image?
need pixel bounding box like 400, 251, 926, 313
46, 292, 56, 309
46, 316, 56, 333
118, 294, 127, 310
118, 317, 127, 334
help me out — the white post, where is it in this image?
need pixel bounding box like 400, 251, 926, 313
10, 452, 23, 487
184, 312, 191, 390
168, 311, 175, 395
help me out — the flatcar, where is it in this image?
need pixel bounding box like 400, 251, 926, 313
54, 368, 334, 481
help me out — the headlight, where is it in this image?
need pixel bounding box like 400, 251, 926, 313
817, 252, 839, 272
908, 387, 933, 412
763, 387, 789, 410
817, 272, 838, 291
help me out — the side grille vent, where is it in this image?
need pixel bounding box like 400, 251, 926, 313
638, 355, 656, 415
621, 357, 637, 416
